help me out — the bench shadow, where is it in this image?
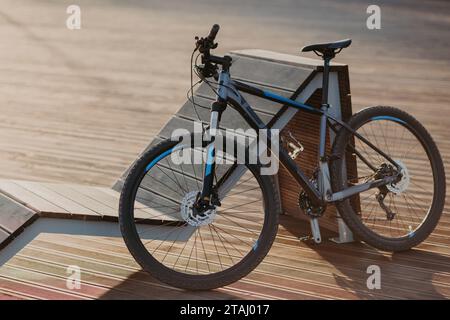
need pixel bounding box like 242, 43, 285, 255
279, 215, 449, 300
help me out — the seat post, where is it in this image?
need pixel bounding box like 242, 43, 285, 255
321, 56, 331, 107
318, 53, 333, 161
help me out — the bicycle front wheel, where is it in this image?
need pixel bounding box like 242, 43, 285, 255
331, 106, 446, 251
119, 137, 280, 290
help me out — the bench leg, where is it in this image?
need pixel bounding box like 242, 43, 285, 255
330, 215, 354, 243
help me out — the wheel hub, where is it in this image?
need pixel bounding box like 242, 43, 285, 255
180, 191, 217, 227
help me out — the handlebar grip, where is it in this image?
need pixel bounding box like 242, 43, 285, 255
207, 24, 220, 42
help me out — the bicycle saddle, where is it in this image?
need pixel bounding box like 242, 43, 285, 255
302, 39, 352, 55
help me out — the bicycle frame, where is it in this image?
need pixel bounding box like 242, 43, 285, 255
200, 65, 400, 207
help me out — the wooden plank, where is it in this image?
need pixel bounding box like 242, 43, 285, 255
0, 193, 37, 248
69, 183, 180, 221
0, 180, 183, 222
42, 184, 114, 217
0, 289, 30, 300
76, 185, 120, 206
177, 96, 273, 127
230, 54, 314, 91
0, 194, 36, 234
0, 277, 84, 300
0, 267, 92, 300
0, 180, 66, 213
231, 49, 346, 69
13, 181, 100, 217
0, 228, 10, 245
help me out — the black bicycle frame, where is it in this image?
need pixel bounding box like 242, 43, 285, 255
200, 59, 400, 207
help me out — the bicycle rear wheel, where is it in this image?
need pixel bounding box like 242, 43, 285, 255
119, 137, 280, 290
331, 106, 446, 251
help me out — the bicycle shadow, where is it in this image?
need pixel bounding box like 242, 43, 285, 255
99, 269, 243, 300
279, 215, 449, 300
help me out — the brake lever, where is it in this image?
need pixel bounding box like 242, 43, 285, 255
195, 36, 218, 53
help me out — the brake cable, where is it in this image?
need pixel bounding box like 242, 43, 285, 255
189, 47, 204, 124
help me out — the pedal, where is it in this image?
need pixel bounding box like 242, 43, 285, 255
298, 235, 319, 243
310, 218, 322, 244
288, 142, 303, 159
282, 131, 304, 160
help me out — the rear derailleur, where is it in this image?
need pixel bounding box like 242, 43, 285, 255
374, 164, 399, 221
376, 188, 396, 221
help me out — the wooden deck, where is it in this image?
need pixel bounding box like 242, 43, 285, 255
0, 179, 448, 300
1, 209, 450, 299
0, 0, 448, 186
0, 0, 449, 299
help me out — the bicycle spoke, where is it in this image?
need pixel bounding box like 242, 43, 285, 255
129, 142, 266, 277
350, 117, 435, 239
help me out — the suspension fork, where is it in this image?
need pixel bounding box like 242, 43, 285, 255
199, 71, 230, 203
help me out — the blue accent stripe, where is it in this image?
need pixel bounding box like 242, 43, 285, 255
371, 116, 406, 124
253, 239, 259, 251
205, 146, 215, 176
263, 90, 318, 113
145, 147, 174, 172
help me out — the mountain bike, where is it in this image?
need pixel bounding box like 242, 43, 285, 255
119, 25, 446, 290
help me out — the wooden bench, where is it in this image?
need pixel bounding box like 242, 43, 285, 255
113, 49, 356, 242
0, 49, 356, 253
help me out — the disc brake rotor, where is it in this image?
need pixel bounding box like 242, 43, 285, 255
387, 160, 410, 194
180, 191, 217, 227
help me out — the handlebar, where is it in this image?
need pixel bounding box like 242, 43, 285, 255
207, 24, 220, 42
196, 24, 220, 54
195, 24, 231, 78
